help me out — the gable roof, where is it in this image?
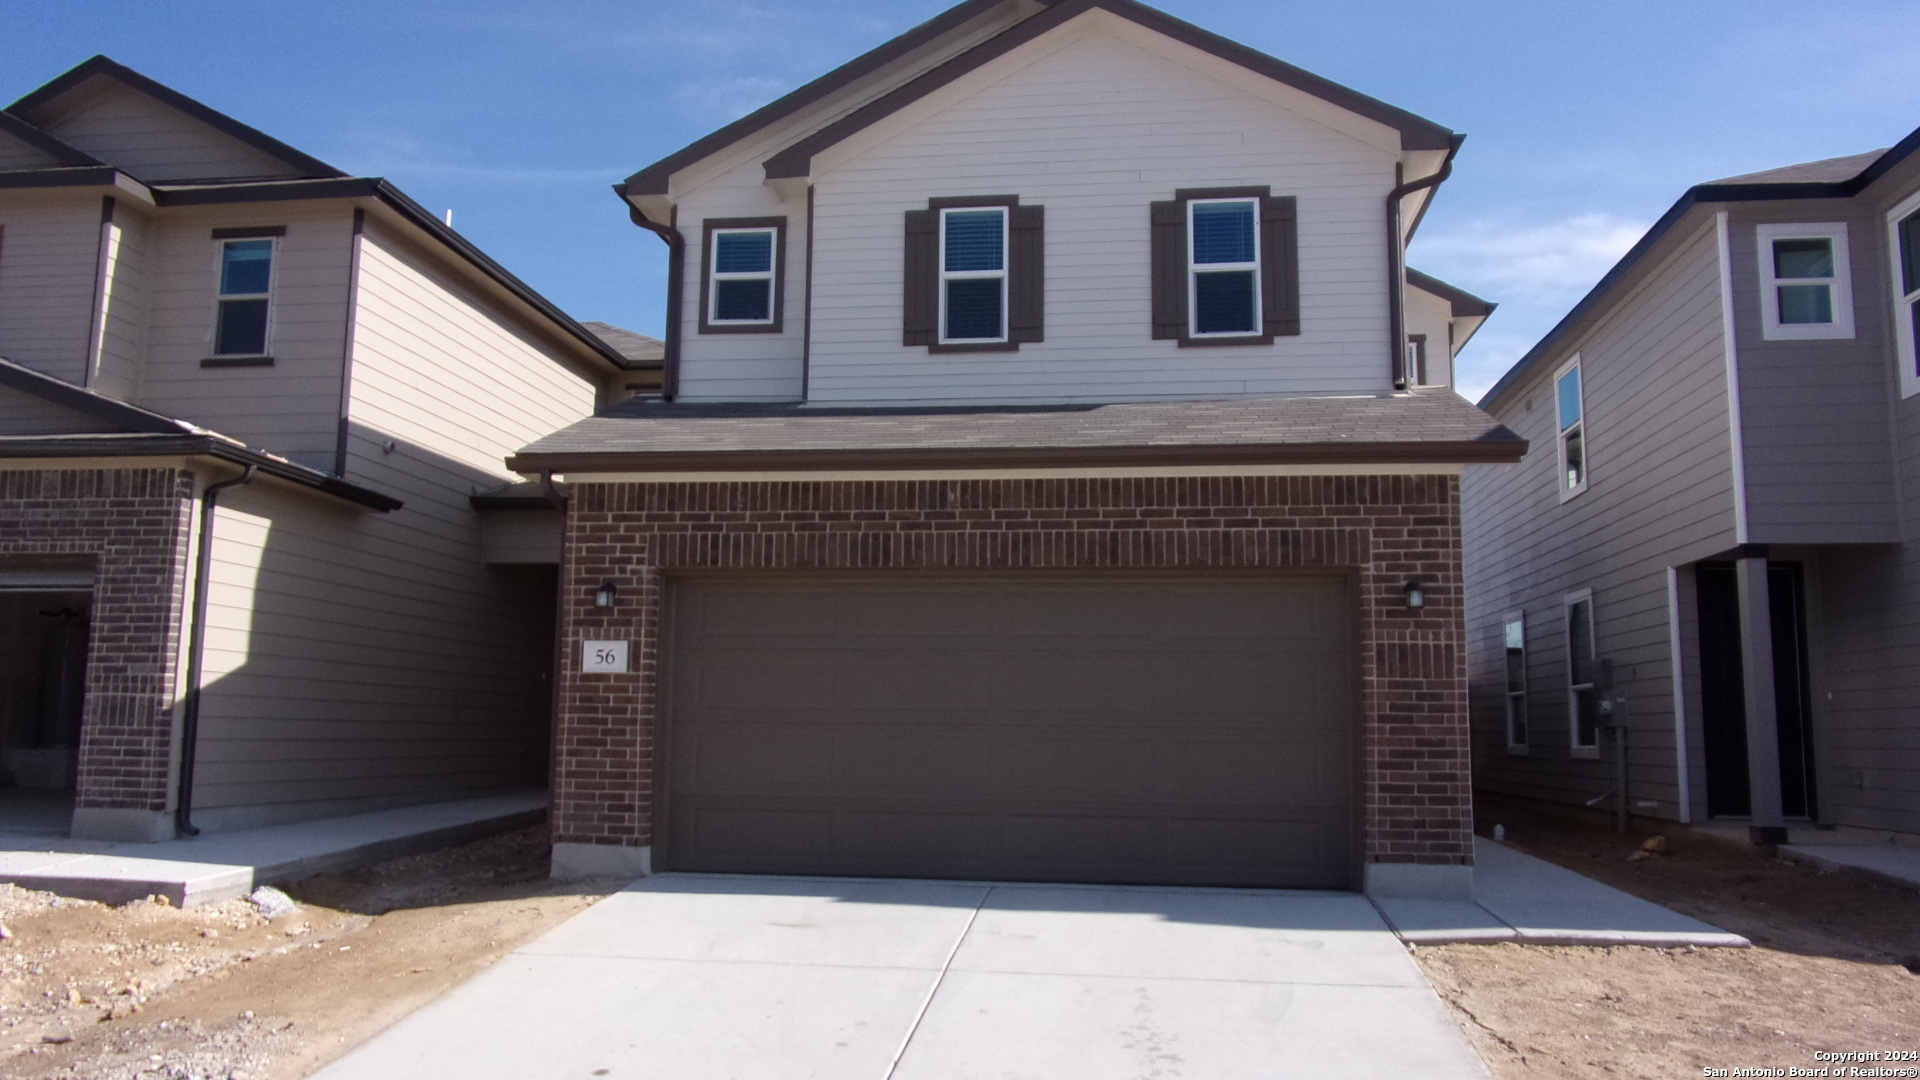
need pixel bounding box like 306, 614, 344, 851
0, 108, 102, 168
1479, 124, 1920, 411
1406, 269, 1494, 318
620, 0, 1453, 197
6, 55, 347, 180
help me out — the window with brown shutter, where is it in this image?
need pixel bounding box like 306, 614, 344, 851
902, 195, 1043, 352
1149, 186, 1299, 347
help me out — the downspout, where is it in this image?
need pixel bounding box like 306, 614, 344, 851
627, 204, 684, 402
174, 464, 257, 838
1385, 135, 1465, 390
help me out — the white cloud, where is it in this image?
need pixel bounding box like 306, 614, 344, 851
1409, 213, 1651, 404
671, 74, 794, 124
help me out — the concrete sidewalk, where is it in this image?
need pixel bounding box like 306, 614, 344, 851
1370, 837, 1750, 948
0, 791, 545, 907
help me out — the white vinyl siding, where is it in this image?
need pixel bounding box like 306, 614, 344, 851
795, 22, 1397, 403
1755, 222, 1854, 341
0, 193, 105, 386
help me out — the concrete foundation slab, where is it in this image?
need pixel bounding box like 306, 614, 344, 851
1783, 841, 1920, 889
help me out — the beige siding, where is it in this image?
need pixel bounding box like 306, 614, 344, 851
0, 130, 64, 171
138, 205, 353, 471
347, 217, 601, 481
0, 381, 120, 435
92, 204, 151, 401
34, 79, 307, 184
1464, 221, 1737, 819
672, 189, 809, 401
1403, 284, 1454, 390
0, 190, 102, 385
190, 473, 552, 820
1805, 154, 1920, 834
673, 15, 1402, 405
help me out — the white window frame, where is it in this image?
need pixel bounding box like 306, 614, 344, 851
1756, 222, 1854, 341
1887, 191, 1920, 399
1554, 355, 1587, 502
707, 227, 778, 327
210, 237, 276, 357
1503, 610, 1529, 755
1187, 196, 1263, 339
1564, 588, 1599, 759
937, 206, 1008, 345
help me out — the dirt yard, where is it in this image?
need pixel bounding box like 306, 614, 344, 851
0, 827, 618, 1080
1415, 793, 1920, 1080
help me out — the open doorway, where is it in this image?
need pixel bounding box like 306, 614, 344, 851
0, 588, 92, 835
1696, 562, 1816, 821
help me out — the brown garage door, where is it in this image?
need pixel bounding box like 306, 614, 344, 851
662, 574, 1353, 888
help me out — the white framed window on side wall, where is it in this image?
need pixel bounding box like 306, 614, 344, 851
1503, 611, 1528, 754
1888, 192, 1920, 398
1756, 222, 1854, 341
1565, 589, 1599, 758
210, 237, 275, 357
1554, 356, 1587, 500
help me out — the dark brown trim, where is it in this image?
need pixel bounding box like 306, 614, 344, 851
335, 208, 365, 477
0, 166, 122, 190
627, 204, 686, 399
0, 109, 103, 167
1405, 268, 1494, 318
1386, 140, 1461, 390
0, 431, 402, 511
9, 55, 347, 179
758, 0, 1453, 183
199, 356, 275, 368
928, 194, 1020, 210
697, 216, 787, 335
1153, 185, 1283, 348
99, 195, 116, 225
211, 225, 286, 239
510, 437, 1527, 474
929, 341, 1020, 354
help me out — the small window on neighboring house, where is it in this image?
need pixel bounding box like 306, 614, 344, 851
700, 217, 785, 333
1555, 357, 1587, 499
1757, 222, 1854, 340
1566, 591, 1599, 757
1149, 186, 1298, 346
941, 206, 1007, 343
1407, 334, 1429, 386
1888, 194, 1920, 397
1503, 612, 1529, 754
902, 196, 1043, 352
213, 239, 273, 356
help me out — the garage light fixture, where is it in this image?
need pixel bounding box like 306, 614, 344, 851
1403, 580, 1425, 609
594, 582, 618, 608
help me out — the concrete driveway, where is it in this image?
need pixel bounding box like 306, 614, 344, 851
314, 875, 1490, 1079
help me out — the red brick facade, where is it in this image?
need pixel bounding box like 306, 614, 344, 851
552, 474, 1472, 872
0, 468, 196, 813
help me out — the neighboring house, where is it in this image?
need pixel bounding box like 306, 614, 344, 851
0, 57, 651, 841
1463, 128, 1920, 843
510, 0, 1522, 897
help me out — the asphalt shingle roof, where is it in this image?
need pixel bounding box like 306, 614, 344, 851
508, 391, 1523, 471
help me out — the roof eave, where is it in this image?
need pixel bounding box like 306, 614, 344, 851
0, 434, 403, 512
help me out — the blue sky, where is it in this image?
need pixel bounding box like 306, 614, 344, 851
9, 0, 1919, 399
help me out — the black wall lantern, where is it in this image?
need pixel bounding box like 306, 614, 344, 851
1403, 579, 1425, 609
594, 581, 618, 608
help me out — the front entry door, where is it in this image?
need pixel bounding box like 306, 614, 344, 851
1695, 563, 1816, 819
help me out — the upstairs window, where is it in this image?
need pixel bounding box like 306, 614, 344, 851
1565, 590, 1600, 757
1150, 186, 1298, 346
940, 207, 1007, 343
1555, 356, 1587, 499
1889, 193, 1920, 397
1756, 222, 1854, 340
213, 238, 274, 357
902, 196, 1043, 352
1503, 612, 1529, 753
1407, 334, 1430, 387
1189, 198, 1260, 337
700, 217, 785, 333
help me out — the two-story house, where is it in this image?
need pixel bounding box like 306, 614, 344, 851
510, 0, 1523, 897
1463, 128, 1920, 845
0, 57, 651, 841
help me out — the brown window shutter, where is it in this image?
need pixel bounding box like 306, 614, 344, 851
902, 208, 938, 346
1009, 203, 1045, 343
1150, 200, 1186, 340
1260, 195, 1300, 337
